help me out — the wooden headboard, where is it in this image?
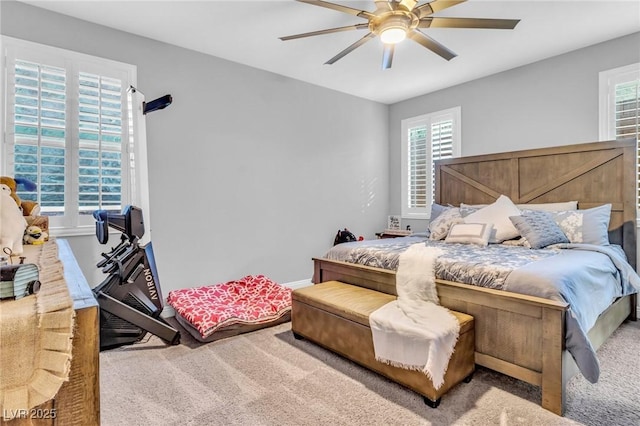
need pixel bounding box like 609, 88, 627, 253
434, 139, 637, 269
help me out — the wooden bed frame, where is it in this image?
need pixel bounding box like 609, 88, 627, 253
313, 139, 638, 415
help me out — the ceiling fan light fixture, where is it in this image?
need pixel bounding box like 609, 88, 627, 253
378, 15, 410, 44
380, 27, 407, 44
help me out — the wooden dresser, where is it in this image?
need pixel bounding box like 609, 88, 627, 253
1, 239, 100, 425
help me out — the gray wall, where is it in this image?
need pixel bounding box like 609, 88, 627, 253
390, 32, 640, 232
1, 1, 390, 291
3, 2, 638, 289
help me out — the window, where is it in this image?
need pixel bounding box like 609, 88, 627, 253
2, 37, 138, 234
599, 63, 640, 207
401, 107, 461, 219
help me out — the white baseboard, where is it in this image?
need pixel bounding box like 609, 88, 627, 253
282, 278, 312, 290
160, 278, 312, 319
161, 305, 176, 318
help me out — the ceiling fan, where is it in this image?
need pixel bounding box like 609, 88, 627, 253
280, 0, 520, 69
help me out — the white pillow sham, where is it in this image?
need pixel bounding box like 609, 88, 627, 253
463, 195, 521, 243
445, 223, 493, 246
518, 201, 578, 211
461, 201, 578, 212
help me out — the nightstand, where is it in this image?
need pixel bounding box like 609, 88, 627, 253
376, 232, 408, 239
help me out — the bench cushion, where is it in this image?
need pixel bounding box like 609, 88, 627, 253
293, 281, 394, 326
293, 281, 473, 333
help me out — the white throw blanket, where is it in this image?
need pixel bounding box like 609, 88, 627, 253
369, 244, 460, 390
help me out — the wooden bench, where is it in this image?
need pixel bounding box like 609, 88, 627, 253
291, 281, 475, 407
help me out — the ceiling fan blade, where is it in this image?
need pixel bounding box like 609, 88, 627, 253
325, 32, 377, 65
421, 17, 520, 30
398, 0, 418, 11
297, 0, 375, 19
415, 0, 466, 18
382, 44, 395, 70
407, 30, 457, 61
280, 23, 368, 41
374, 0, 394, 11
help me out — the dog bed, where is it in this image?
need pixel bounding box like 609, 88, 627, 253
166, 275, 292, 343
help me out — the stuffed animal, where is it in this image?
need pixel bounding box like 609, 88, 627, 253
0, 176, 40, 216
24, 225, 48, 245
0, 183, 28, 255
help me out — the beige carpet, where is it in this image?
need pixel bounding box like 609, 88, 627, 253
100, 317, 640, 426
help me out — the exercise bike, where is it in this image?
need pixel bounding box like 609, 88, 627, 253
92, 205, 180, 350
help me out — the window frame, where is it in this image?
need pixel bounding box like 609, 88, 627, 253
598, 62, 640, 220
400, 106, 461, 219
599, 62, 640, 141
1, 36, 139, 236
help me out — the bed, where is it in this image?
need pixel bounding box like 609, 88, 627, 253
312, 139, 638, 415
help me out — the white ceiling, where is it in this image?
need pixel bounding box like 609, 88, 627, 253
19, 0, 640, 104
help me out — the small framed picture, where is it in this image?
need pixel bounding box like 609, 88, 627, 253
387, 215, 401, 230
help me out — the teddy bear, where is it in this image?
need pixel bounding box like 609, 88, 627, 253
0, 183, 28, 255
24, 225, 48, 245
0, 176, 41, 216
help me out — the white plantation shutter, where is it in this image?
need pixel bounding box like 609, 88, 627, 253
615, 80, 640, 139
401, 107, 461, 219
408, 126, 428, 209
430, 119, 454, 201
599, 63, 640, 209
2, 37, 136, 232
13, 60, 67, 214
614, 79, 639, 202
78, 72, 124, 214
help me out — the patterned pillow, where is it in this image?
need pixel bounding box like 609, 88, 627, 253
549, 204, 611, 245
509, 211, 569, 249
550, 210, 583, 242
445, 223, 493, 246
424, 203, 449, 236
428, 207, 463, 240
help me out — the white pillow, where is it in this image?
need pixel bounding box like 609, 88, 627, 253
461, 201, 578, 212
517, 201, 578, 212
445, 223, 493, 246
463, 195, 521, 243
